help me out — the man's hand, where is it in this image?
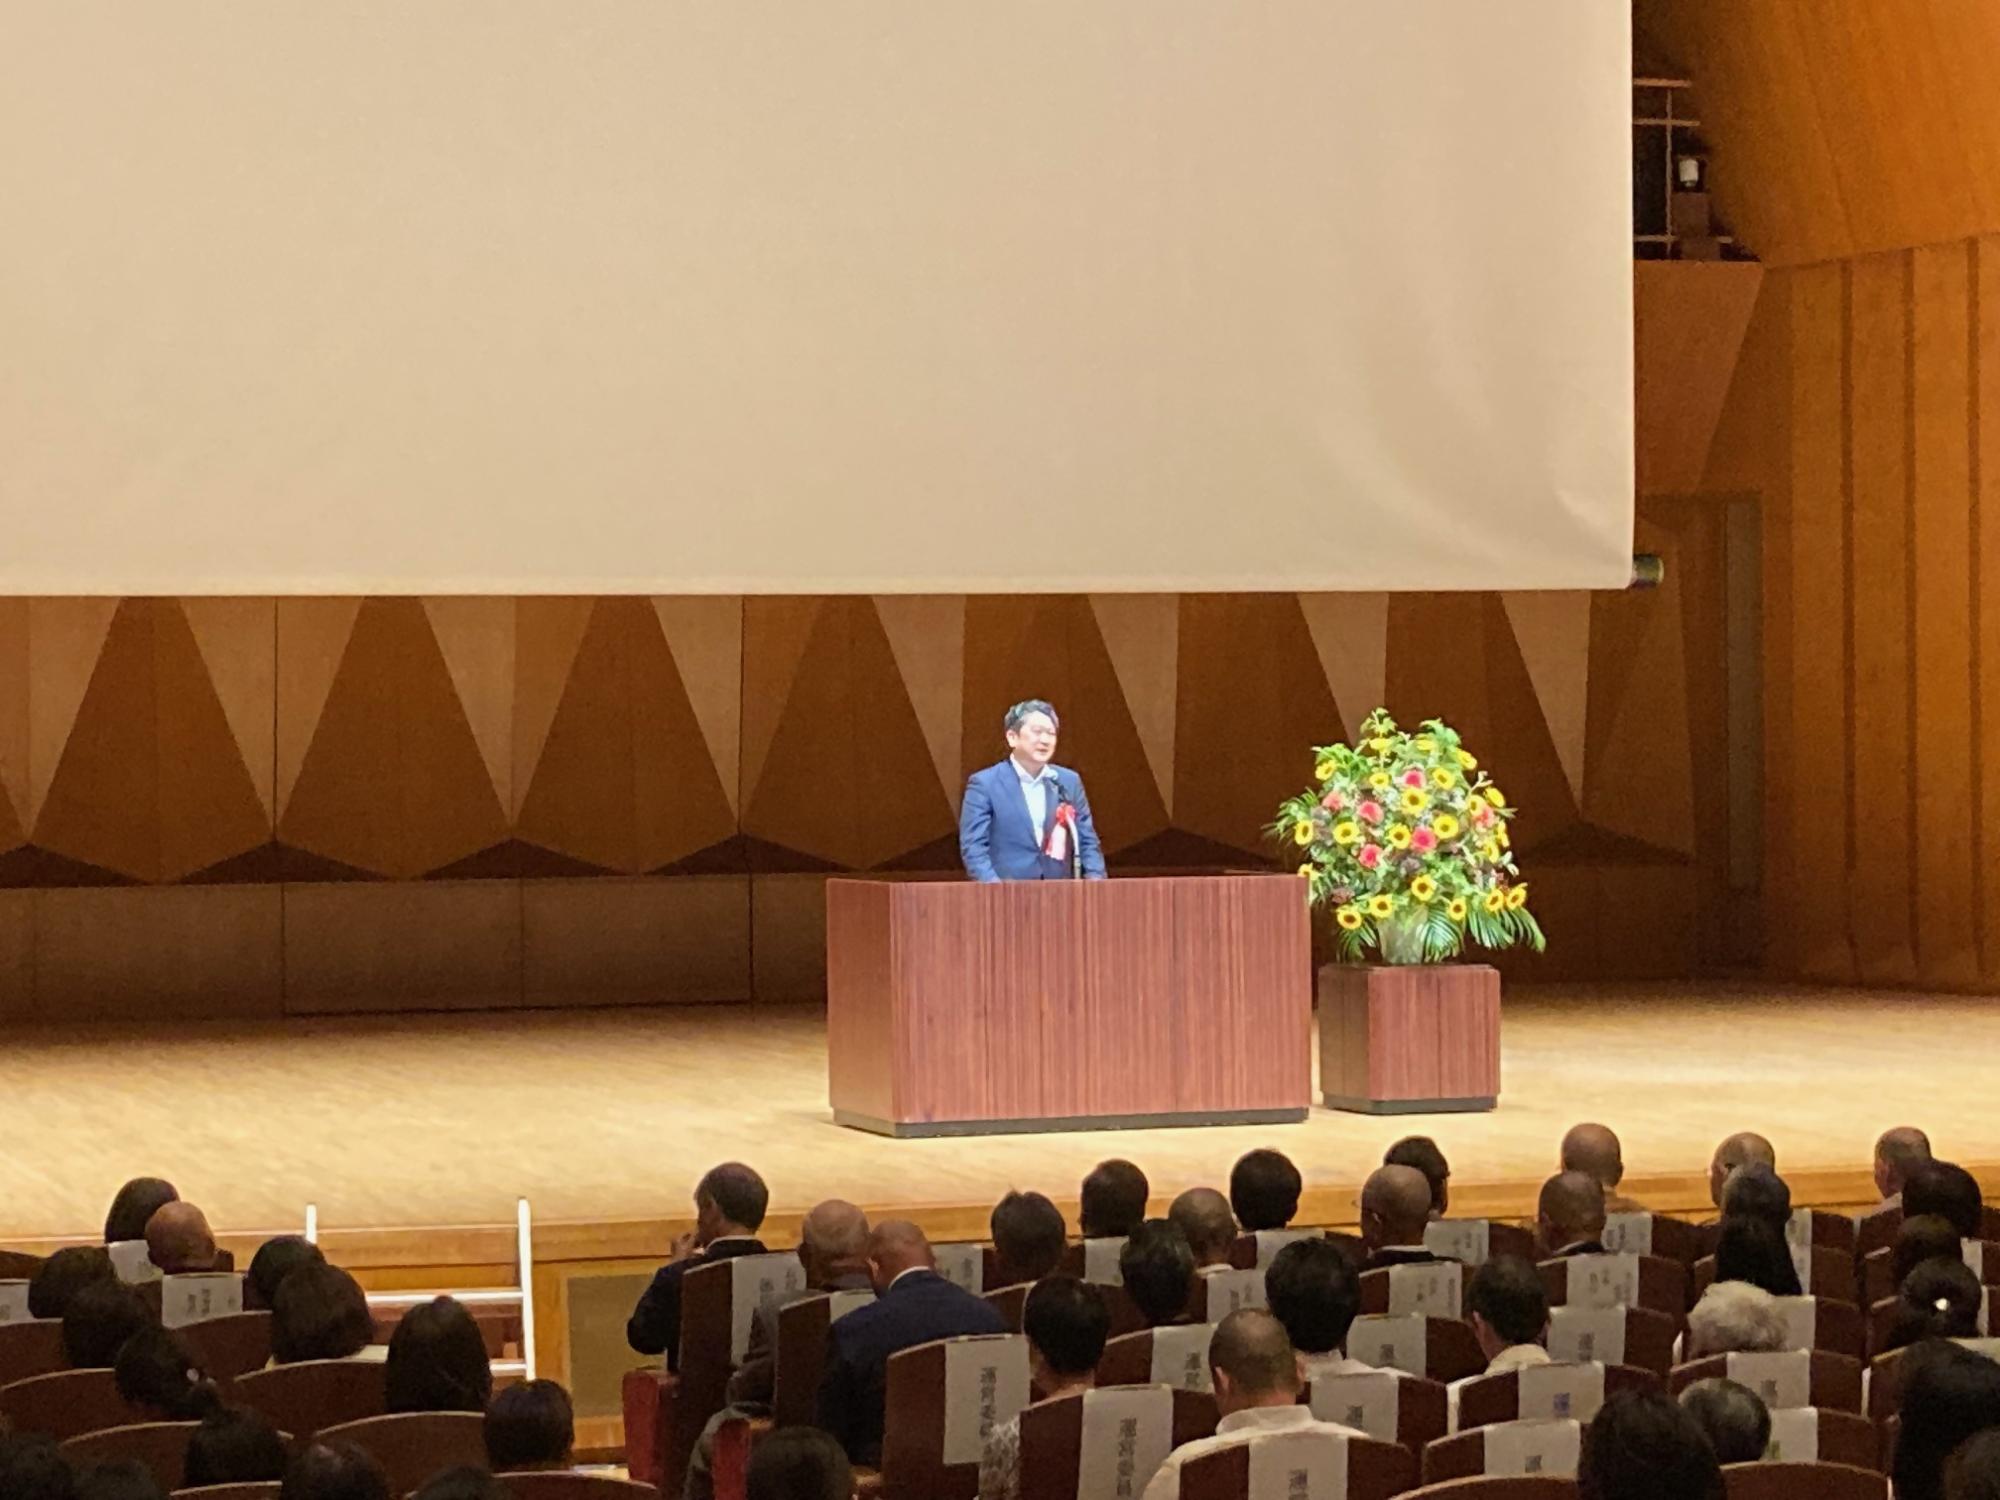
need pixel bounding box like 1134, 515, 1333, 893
669, 1230, 698, 1262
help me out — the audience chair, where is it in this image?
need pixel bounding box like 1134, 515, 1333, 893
1177, 1430, 1415, 1500
1189, 1270, 1267, 1324
1862, 1241, 2000, 1307
1359, 1264, 1465, 1320
879, 1334, 1029, 1500
1228, 1229, 1330, 1272
985, 1283, 1031, 1332
61, 1422, 202, 1494
1695, 1249, 1856, 1306
234, 1358, 388, 1440
1720, 1461, 1886, 1500
1668, 1350, 1863, 1413
315, 1411, 487, 1498
170, 1485, 283, 1500
1763, 1408, 1880, 1471
1421, 1421, 1582, 1486
1770, 1296, 1866, 1361
1397, 1480, 1576, 1500
1096, 1325, 1218, 1392
1454, 1363, 1660, 1432
499, 1474, 661, 1500
1059, 1239, 1128, 1286
1864, 1291, 1992, 1356
1422, 1220, 1536, 1267
771, 1288, 875, 1430
1306, 1370, 1448, 1452
179, 1311, 274, 1381
0, 1251, 45, 1280
1015, 1385, 1217, 1500
0, 1319, 68, 1384
1790, 1212, 1858, 1256
0, 1367, 144, 1440
1536, 1254, 1686, 1324
1545, 1304, 1676, 1377
1600, 1214, 1707, 1268
1344, 1315, 1484, 1384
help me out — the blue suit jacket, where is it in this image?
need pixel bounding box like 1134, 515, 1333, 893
958, 759, 1107, 882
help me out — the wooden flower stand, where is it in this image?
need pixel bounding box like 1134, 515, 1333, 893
1317, 962, 1501, 1113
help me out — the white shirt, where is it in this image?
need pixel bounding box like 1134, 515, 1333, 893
1485, 1344, 1553, 1375
1013, 756, 1055, 840
1139, 1405, 1371, 1500
1301, 1351, 1382, 1382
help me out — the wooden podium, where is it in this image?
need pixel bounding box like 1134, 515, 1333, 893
826, 875, 1311, 1137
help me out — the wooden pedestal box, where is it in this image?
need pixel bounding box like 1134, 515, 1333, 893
1317, 963, 1500, 1114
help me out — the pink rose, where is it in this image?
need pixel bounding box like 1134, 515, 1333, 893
1402, 768, 1425, 788
1358, 800, 1384, 824
1473, 802, 1495, 826
1411, 827, 1437, 852
1357, 844, 1382, 870
1321, 790, 1345, 811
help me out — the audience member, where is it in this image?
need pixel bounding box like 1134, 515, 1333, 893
1948, 1428, 2000, 1500
1467, 1255, 1550, 1373
1712, 1216, 1802, 1297
1578, 1388, 1724, 1500
1359, 1166, 1442, 1270
627, 1161, 770, 1369
384, 1295, 492, 1413
1536, 1172, 1607, 1258
978, 1277, 1109, 1500
1561, 1124, 1644, 1214
1167, 1188, 1238, 1273
1230, 1149, 1303, 1233
1898, 1216, 1969, 1286
104, 1178, 179, 1246
409, 1469, 508, 1500
746, 1428, 851, 1500
1874, 1126, 1934, 1211
1708, 1133, 1776, 1210
484, 1380, 575, 1472
988, 1191, 1066, 1289
271, 1263, 376, 1364
278, 1442, 391, 1500
71, 1461, 164, 1500
184, 1407, 290, 1488
1894, 1340, 2000, 1500
1080, 1160, 1150, 1240
1139, 1310, 1367, 1500
28, 1245, 116, 1320
1907, 1163, 1987, 1240
1678, 1378, 1771, 1466
0, 1435, 76, 1500
1885, 1260, 1986, 1352
62, 1280, 157, 1368
817, 1220, 1006, 1466
144, 1202, 219, 1275
1719, 1163, 1791, 1231
1686, 1280, 1790, 1357
114, 1326, 221, 1421
247, 1235, 326, 1311
1118, 1220, 1196, 1327
1264, 1238, 1367, 1381
1383, 1138, 1450, 1218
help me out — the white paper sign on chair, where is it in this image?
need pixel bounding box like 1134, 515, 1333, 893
940, 1334, 1029, 1465
728, 1253, 805, 1362
1308, 1371, 1401, 1443
1548, 1306, 1626, 1367
1771, 1296, 1817, 1353
1601, 1214, 1653, 1256
1725, 1351, 1811, 1411
933, 1243, 984, 1295
1347, 1315, 1427, 1379
828, 1289, 875, 1324
1484, 1419, 1582, 1477
1565, 1254, 1640, 1310
1204, 1268, 1267, 1318
1519, 1362, 1607, 1424
1149, 1323, 1216, 1392
1254, 1229, 1323, 1269
1077, 1386, 1174, 1500
1082, 1237, 1127, 1286
0, 1281, 29, 1325
107, 1240, 161, 1285
1424, 1220, 1490, 1266
1246, 1429, 1348, 1500
1387, 1261, 1462, 1317
1763, 1407, 1820, 1464
161, 1273, 243, 1330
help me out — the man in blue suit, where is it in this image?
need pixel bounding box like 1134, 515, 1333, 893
958, 699, 1107, 881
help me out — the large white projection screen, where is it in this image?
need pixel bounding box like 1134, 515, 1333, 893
0, 4, 1633, 594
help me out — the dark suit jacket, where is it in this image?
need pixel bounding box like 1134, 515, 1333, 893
726, 1270, 874, 1410
957, 760, 1106, 882
1363, 1246, 1449, 1272
626, 1235, 768, 1370
816, 1269, 1007, 1465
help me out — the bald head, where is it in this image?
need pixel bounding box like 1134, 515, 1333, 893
1875, 1127, 1932, 1198
1709, 1133, 1775, 1207
1561, 1124, 1625, 1191
1168, 1188, 1238, 1268
800, 1200, 869, 1283
1208, 1308, 1300, 1412
1537, 1172, 1606, 1255
1361, 1166, 1434, 1252
146, 1201, 217, 1275
866, 1219, 933, 1291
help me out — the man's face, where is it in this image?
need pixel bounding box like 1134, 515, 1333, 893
1007, 711, 1059, 768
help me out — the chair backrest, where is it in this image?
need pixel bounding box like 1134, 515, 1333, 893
0, 1367, 144, 1440
1306, 1371, 1447, 1452
1016, 1384, 1216, 1500
1230, 1229, 1329, 1272
178, 1311, 274, 1381
0, 1251, 47, 1281
985, 1283, 1031, 1333
1669, 1351, 1863, 1414
1770, 1296, 1865, 1360
1097, 1325, 1217, 1391
1397, 1480, 1577, 1500
316, 1411, 488, 1498
61, 1422, 201, 1494
1061, 1238, 1129, 1286
1455, 1363, 1659, 1432
1344, 1316, 1483, 1384
1787, 1212, 1858, 1257
1422, 1421, 1582, 1485
933, 1244, 985, 1296
170, 1484, 284, 1500
1190, 1270, 1267, 1323
1358, 1263, 1464, 1319
1537, 1255, 1686, 1322
1720, 1460, 1886, 1500
161, 1274, 247, 1330
1423, 1221, 1536, 1268
1700, 1250, 1856, 1307
677, 1253, 804, 1473
772, 1288, 875, 1429
234, 1358, 389, 1439
0, 1318, 69, 1385
1178, 1430, 1416, 1500
1763, 1408, 1880, 1471
1601, 1215, 1706, 1268
497, 1472, 663, 1500
1545, 1305, 1677, 1376
880, 1333, 1030, 1500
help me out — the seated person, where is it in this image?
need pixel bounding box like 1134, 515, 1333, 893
1686, 1280, 1791, 1357
1893, 1340, 2000, 1500
1678, 1377, 1771, 1465
104, 1178, 179, 1245
1712, 1216, 1802, 1297
28, 1246, 116, 1320
271, 1263, 378, 1364
1080, 1159, 1150, 1241
1536, 1172, 1607, 1258
1896, 1216, 1967, 1285
114, 1326, 222, 1421
385, 1295, 492, 1413
0, 1434, 75, 1500
484, 1380, 575, 1473
145, 1202, 220, 1276
1949, 1429, 2000, 1500
988, 1191, 1066, 1289
72, 1460, 163, 1500
1707, 1134, 1776, 1214
978, 1277, 1109, 1500
62, 1281, 157, 1368
1870, 1127, 1932, 1214
1384, 1138, 1450, 1219
747, 1428, 853, 1500
1167, 1188, 1238, 1274
1883, 1260, 1985, 1352
1561, 1124, 1646, 1215
1905, 1162, 1986, 1240
1230, 1149, 1303, 1234
816, 1220, 1006, 1466
410, 1472, 507, 1500
1467, 1256, 1550, 1374
1579, 1390, 1724, 1500
1140, 1310, 1368, 1500
184, 1407, 290, 1488
247, 1235, 326, 1312
1119, 1220, 1196, 1327
1358, 1166, 1445, 1270
1264, 1238, 1368, 1381
1719, 1163, 1792, 1231
278, 1441, 391, 1500
627, 1162, 769, 1369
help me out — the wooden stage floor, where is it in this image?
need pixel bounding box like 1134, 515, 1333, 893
5, 980, 1996, 1245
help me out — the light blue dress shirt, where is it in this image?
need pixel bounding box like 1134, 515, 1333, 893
1013, 757, 1054, 843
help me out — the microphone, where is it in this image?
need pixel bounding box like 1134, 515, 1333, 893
1047, 769, 1081, 879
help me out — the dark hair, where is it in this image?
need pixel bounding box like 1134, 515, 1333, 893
1899, 1217, 1968, 1285
1021, 1276, 1110, 1377
1948, 1428, 2000, 1500
1264, 1239, 1360, 1355
1679, 1378, 1771, 1466
1383, 1138, 1449, 1212
385, 1296, 492, 1414
1894, 1341, 2000, 1500
1720, 1164, 1791, 1229
1230, 1150, 1303, 1233
104, 1179, 179, 1245
696, 1163, 769, 1233
114, 1326, 220, 1421
1080, 1160, 1150, 1240
989, 1192, 1067, 1287
1887, 1261, 1986, 1353
1469, 1255, 1550, 1348
62, 1280, 157, 1369
29, 1246, 117, 1321
746, 1427, 851, 1500
271, 1264, 375, 1364
0, 1435, 76, 1500
72, 1461, 163, 1500
1907, 1164, 1986, 1240
1712, 1217, 1802, 1297
1119, 1219, 1195, 1327
1578, 1389, 1724, 1500
410, 1470, 509, 1500
1003, 700, 1059, 735
248, 1236, 327, 1311
184, 1407, 290, 1488
484, 1380, 575, 1472
279, 1443, 390, 1500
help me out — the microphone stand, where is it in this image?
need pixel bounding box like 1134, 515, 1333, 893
1052, 776, 1081, 880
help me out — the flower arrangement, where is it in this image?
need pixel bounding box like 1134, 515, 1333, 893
1272, 708, 1544, 964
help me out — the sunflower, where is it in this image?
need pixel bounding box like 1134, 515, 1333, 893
1457, 750, 1478, 771
1366, 894, 1395, 919
1483, 889, 1507, 914
1399, 788, 1429, 815
1368, 771, 1393, 791
1386, 824, 1412, 850
1368, 736, 1393, 755
1332, 820, 1361, 846
1478, 838, 1502, 862
1336, 906, 1365, 931
1315, 758, 1336, 782
1431, 813, 1461, 841
1484, 786, 1506, 807
1446, 897, 1469, 922
1414, 735, 1437, 754
1507, 883, 1529, 909
1292, 820, 1315, 846
1431, 767, 1457, 790
1297, 863, 1315, 879
1410, 875, 1438, 902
